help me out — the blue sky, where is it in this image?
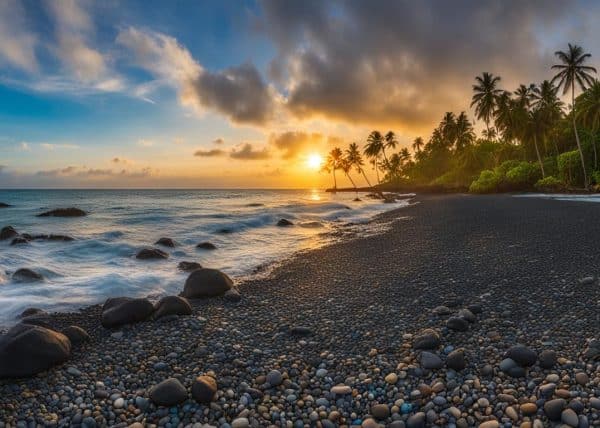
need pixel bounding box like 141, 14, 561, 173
0, 0, 598, 188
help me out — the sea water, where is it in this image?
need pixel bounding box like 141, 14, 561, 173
0, 189, 409, 324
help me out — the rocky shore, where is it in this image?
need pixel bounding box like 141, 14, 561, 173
1, 194, 599, 427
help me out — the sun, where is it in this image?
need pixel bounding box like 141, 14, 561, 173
306, 153, 323, 170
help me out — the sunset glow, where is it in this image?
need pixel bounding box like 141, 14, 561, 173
306, 153, 324, 170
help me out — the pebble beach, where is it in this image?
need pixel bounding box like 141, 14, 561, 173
1, 194, 600, 428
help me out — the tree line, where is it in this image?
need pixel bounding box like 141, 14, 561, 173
323, 43, 599, 193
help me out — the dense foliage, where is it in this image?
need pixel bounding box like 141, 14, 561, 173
323, 44, 599, 193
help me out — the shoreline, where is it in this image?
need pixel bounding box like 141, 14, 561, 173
2, 194, 600, 427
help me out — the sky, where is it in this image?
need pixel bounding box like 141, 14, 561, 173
0, 0, 598, 188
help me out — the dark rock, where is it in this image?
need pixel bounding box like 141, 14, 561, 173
413, 329, 441, 350
290, 326, 313, 337
446, 317, 469, 332
62, 326, 90, 344
420, 351, 443, 369
101, 297, 154, 328
191, 375, 217, 403
42, 234, 74, 242
155, 237, 176, 247
38, 208, 86, 217
371, 403, 390, 420
178, 261, 202, 272
539, 349, 557, 369
216, 228, 233, 234
196, 242, 217, 250
544, 398, 566, 421
224, 289, 242, 302
457, 308, 476, 323
582, 339, 600, 361
505, 345, 537, 367
149, 378, 188, 406
406, 412, 426, 428
466, 303, 483, 314
1, 226, 18, 240
13, 268, 44, 282
432, 305, 452, 316
154, 296, 192, 319
20, 315, 58, 331
446, 348, 466, 371
182, 268, 233, 298
0, 202, 11, 208
276, 218, 294, 227
18, 308, 46, 318
11, 237, 30, 245
0, 323, 71, 378
136, 248, 169, 260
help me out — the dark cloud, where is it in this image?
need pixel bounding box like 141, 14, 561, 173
194, 148, 226, 157
269, 131, 324, 159
230, 143, 271, 160
35, 166, 155, 178
260, 0, 585, 131
213, 138, 225, 145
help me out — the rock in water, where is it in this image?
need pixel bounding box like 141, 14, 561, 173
154, 296, 192, 319
446, 317, 469, 332
178, 261, 202, 272
37, 207, 86, 217
0, 202, 11, 208
446, 348, 466, 370
0, 226, 18, 240
413, 329, 441, 350
276, 218, 294, 227
18, 308, 45, 318
196, 241, 217, 250
182, 268, 233, 298
13, 268, 44, 282
10, 237, 29, 245
154, 237, 176, 247
0, 324, 71, 378
62, 326, 90, 344
505, 345, 537, 367
101, 297, 154, 328
135, 248, 169, 260
149, 378, 188, 406
191, 375, 217, 403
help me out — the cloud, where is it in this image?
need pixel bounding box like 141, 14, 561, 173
137, 139, 154, 147
259, 0, 587, 131
35, 165, 156, 179
112, 157, 134, 165
40, 143, 79, 150
19, 142, 31, 151
0, 0, 38, 73
194, 148, 226, 157
269, 131, 324, 159
213, 138, 225, 145
230, 143, 271, 160
117, 27, 277, 125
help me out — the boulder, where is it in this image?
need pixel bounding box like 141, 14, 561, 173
446, 317, 469, 332
276, 218, 294, 227
0, 202, 11, 208
196, 242, 217, 250
182, 268, 233, 298
149, 378, 188, 406
505, 345, 537, 367
191, 375, 217, 403
136, 248, 169, 260
20, 315, 58, 331
62, 326, 90, 344
155, 237, 176, 247
154, 296, 192, 319
224, 289, 242, 302
0, 323, 71, 378
413, 329, 441, 350
11, 237, 30, 245
38, 207, 86, 217
178, 261, 202, 272
0, 226, 18, 240
13, 268, 44, 282
101, 297, 154, 328
18, 308, 46, 318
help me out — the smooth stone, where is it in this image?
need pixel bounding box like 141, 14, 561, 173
574, 372, 589, 385
499, 358, 517, 372
62, 326, 90, 344
154, 296, 192, 319
182, 268, 233, 298
136, 248, 169, 260
191, 375, 217, 403
266, 370, 283, 386
196, 242, 217, 250
13, 268, 44, 282
406, 412, 426, 428
479, 422, 499, 428
538, 383, 556, 398
101, 297, 154, 328
223, 289, 242, 302
457, 308, 476, 322
276, 218, 294, 227
446, 348, 466, 371
520, 403, 537, 415
0, 226, 18, 240
149, 378, 188, 406
155, 237, 176, 247
413, 329, 441, 350
543, 398, 566, 421
561, 408, 578, 427
420, 351, 443, 369
330, 385, 352, 395
384, 373, 398, 384
538, 349, 557, 369
37, 207, 86, 217
231, 418, 249, 428
371, 404, 390, 420
446, 317, 469, 332
178, 261, 202, 272
505, 345, 537, 367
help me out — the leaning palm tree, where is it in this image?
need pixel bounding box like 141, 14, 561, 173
364, 131, 384, 183
471, 72, 503, 135
347, 142, 373, 188
576, 80, 600, 169
412, 137, 424, 153
384, 131, 398, 162
552, 43, 597, 187
323, 147, 343, 190
339, 157, 358, 195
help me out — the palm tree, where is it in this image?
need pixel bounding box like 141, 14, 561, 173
412, 137, 424, 153
494, 91, 518, 144
339, 157, 358, 195
481, 128, 497, 141
323, 147, 343, 190
576, 80, 600, 169
454, 112, 476, 151
384, 131, 398, 161
531, 80, 565, 157
552, 43, 597, 187
347, 142, 373, 188
471, 72, 503, 135
364, 131, 384, 183
440, 112, 457, 148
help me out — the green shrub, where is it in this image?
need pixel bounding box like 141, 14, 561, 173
505, 162, 541, 187
591, 170, 600, 185
469, 170, 500, 193
534, 176, 565, 192
558, 150, 583, 185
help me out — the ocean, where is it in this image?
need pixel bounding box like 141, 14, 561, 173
0, 189, 409, 324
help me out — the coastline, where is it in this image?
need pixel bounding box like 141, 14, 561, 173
2, 194, 600, 427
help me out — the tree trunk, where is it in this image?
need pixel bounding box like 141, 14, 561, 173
533, 134, 545, 178
373, 159, 380, 184
572, 83, 588, 188
360, 169, 373, 189
345, 172, 358, 196
332, 169, 337, 191
593, 136, 598, 170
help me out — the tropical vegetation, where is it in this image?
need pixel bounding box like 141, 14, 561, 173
322, 43, 599, 193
